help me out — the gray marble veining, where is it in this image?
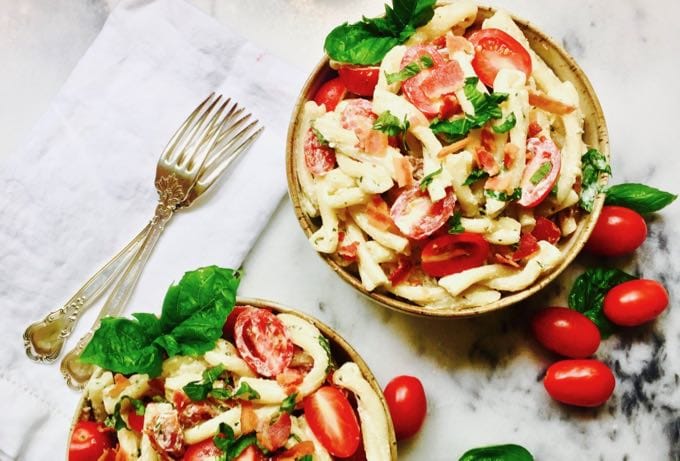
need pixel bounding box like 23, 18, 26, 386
1, 0, 678, 460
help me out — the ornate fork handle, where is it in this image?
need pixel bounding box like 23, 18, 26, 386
61, 192, 179, 389
23, 224, 150, 362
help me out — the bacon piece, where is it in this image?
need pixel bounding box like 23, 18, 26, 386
240, 401, 259, 435
475, 147, 500, 176
108, 374, 130, 398
257, 413, 292, 452
144, 403, 184, 458
480, 128, 496, 153
527, 122, 542, 138
387, 257, 413, 286
274, 441, 316, 461
365, 195, 399, 232
485, 173, 512, 192
503, 143, 519, 169
393, 156, 415, 187
528, 90, 576, 115
362, 130, 388, 155
337, 231, 359, 261
178, 401, 217, 428
446, 33, 474, 55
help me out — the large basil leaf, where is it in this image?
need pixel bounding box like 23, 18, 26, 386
459, 444, 534, 461
605, 183, 677, 214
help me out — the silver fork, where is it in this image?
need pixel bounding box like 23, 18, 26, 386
59, 103, 263, 389
23, 94, 259, 364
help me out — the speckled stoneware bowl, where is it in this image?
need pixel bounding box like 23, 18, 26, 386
68, 298, 398, 460
286, 6, 609, 318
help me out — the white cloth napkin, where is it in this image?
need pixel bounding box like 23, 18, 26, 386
0, 0, 304, 458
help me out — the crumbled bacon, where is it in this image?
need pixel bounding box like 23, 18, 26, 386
480, 128, 496, 153
475, 147, 500, 176
527, 122, 543, 138
240, 401, 259, 435
257, 413, 292, 452
503, 143, 518, 169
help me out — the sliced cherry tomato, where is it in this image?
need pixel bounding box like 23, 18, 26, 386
274, 441, 316, 461
223, 305, 249, 340
235, 308, 294, 377
468, 28, 532, 87
421, 232, 489, 277
603, 279, 669, 326
532, 216, 561, 244
183, 438, 222, 461
401, 45, 464, 117
384, 375, 427, 440
338, 66, 380, 97
531, 307, 601, 358
257, 412, 292, 452
304, 386, 361, 457
235, 446, 265, 461
303, 127, 336, 175
127, 409, 145, 433
544, 359, 615, 407
518, 136, 562, 207
68, 421, 114, 461
512, 232, 539, 260
313, 77, 347, 111
390, 186, 456, 240
585, 206, 647, 256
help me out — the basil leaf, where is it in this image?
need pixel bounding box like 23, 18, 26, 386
104, 397, 146, 431
419, 167, 443, 191
214, 423, 257, 460
298, 456, 313, 461
80, 313, 164, 377
530, 161, 552, 185
568, 268, 637, 336
233, 382, 260, 401
183, 365, 225, 401
430, 117, 474, 142
605, 183, 677, 213
463, 168, 489, 186
492, 112, 517, 134
318, 335, 335, 373
280, 393, 299, 414
485, 187, 522, 202
374, 111, 409, 136
579, 148, 611, 212
324, 0, 436, 65
312, 127, 329, 146
385, 54, 433, 84
447, 211, 464, 234
459, 444, 534, 461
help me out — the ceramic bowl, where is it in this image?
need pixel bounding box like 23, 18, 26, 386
286, 6, 609, 317
68, 298, 398, 460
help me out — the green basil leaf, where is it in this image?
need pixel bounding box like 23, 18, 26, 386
385, 54, 433, 84
280, 393, 299, 414
430, 117, 474, 142
448, 211, 465, 234
459, 444, 534, 461
183, 365, 225, 401
492, 112, 517, 134
419, 167, 443, 191
373, 111, 409, 136
579, 148, 611, 212
318, 335, 335, 373
463, 168, 489, 186
530, 161, 552, 185
485, 187, 522, 202
312, 127, 329, 146
604, 183, 677, 213
233, 382, 260, 401
568, 268, 637, 336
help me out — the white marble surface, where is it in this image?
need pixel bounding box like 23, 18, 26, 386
1, 1, 679, 460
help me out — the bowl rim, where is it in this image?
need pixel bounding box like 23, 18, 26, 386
285, 5, 609, 318
67, 298, 398, 460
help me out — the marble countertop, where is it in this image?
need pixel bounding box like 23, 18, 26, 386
2, 0, 679, 460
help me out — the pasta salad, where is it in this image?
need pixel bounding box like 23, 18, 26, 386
294, 0, 607, 310
69, 267, 392, 461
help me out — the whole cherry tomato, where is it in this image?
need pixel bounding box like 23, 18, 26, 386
531, 307, 600, 358
68, 421, 114, 461
544, 359, 615, 407
312, 77, 347, 111
603, 279, 669, 326
337, 66, 380, 96
585, 206, 647, 256
383, 375, 427, 440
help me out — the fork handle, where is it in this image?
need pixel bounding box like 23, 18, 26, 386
60, 203, 174, 389
22, 223, 151, 363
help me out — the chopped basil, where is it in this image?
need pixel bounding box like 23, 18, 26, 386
419, 167, 443, 191
280, 393, 298, 414
233, 382, 260, 401
213, 423, 258, 461
604, 183, 677, 213
485, 187, 522, 202
463, 168, 489, 186
459, 444, 534, 461
105, 397, 145, 431
318, 335, 335, 373
183, 365, 225, 401
448, 211, 464, 234
430, 117, 474, 142
530, 161, 552, 185
579, 148, 611, 212
373, 110, 409, 137
312, 127, 329, 146
568, 267, 637, 337
492, 112, 517, 134
385, 55, 434, 84
323, 0, 436, 65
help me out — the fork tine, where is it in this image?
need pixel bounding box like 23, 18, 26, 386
171, 95, 225, 166
181, 97, 234, 172
202, 114, 253, 171
160, 93, 216, 163
197, 124, 263, 191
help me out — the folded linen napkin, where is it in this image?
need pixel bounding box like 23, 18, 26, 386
0, 0, 304, 458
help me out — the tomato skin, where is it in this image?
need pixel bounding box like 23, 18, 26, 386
234, 308, 294, 377
531, 307, 601, 358
223, 305, 249, 340
304, 386, 361, 457
303, 128, 336, 175
183, 438, 222, 461
127, 410, 145, 433
532, 216, 561, 244
518, 137, 561, 208
544, 359, 615, 407
390, 186, 456, 240
313, 77, 347, 111
235, 446, 265, 461
421, 232, 489, 277
338, 66, 380, 96
585, 206, 647, 256
468, 28, 532, 87
68, 421, 115, 461
603, 279, 669, 326
384, 375, 427, 440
